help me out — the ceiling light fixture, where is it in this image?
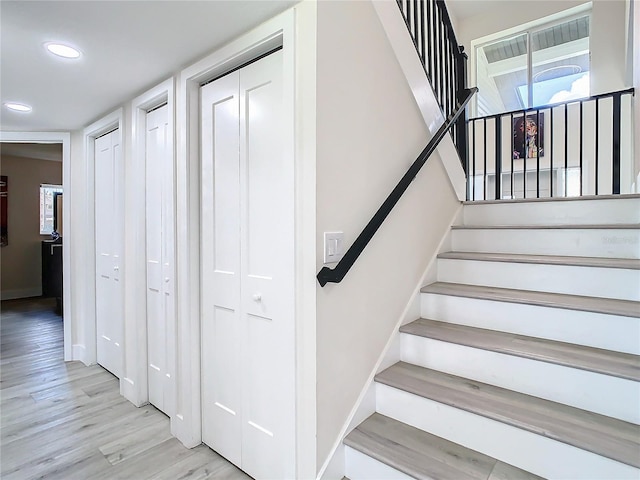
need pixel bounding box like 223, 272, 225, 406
4, 102, 32, 113
45, 42, 81, 59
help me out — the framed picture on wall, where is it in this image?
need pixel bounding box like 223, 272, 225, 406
513, 113, 544, 160
1, 175, 7, 247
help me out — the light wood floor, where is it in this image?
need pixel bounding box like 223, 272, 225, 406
1, 297, 252, 480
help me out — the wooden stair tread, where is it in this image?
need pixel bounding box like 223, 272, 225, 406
375, 363, 640, 469
421, 282, 640, 318
400, 319, 640, 381
345, 413, 544, 480
451, 223, 639, 230
437, 252, 640, 270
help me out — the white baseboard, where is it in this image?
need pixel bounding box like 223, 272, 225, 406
172, 413, 200, 449
72, 343, 89, 365
121, 377, 145, 407
1, 288, 43, 300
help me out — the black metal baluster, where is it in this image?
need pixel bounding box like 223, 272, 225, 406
419, 0, 426, 65
595, 98, 599, 195
564, 104, 568, 196
426, 0, 433, 81
455, 50, 469, 166
536, 109, 540, 198
472, 120, 476, 200
484, 118, 487, 200
510, 113, 514, 199
444, 39, 450, 116
522, 112, 526, 198
579, 101, 583, 196
413, 0, 419, 51
495, 117, 502, 200
405, 0, 411, 34
612, 93, 621, 194
438, 9, 445, 110
550, 106, 554, 197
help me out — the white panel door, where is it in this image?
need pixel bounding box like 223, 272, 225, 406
95, 129, 124, 378
146, 104, 175, 415
201, 50, 294, 480
201, 71, 242, 467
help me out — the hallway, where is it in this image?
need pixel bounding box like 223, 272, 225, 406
0, 297, 251, 480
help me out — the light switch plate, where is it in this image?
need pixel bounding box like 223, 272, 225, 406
324, 231, 344, 264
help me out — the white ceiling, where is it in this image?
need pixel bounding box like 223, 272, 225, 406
0, 0, 298, 132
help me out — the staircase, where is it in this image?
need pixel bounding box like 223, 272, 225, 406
343, 195, 640, 479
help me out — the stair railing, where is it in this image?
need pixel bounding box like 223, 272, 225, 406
317, 87, 477, 287
466, 88, 635, 201
397, 0, 470, 167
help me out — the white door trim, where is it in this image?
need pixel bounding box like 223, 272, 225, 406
128, 78, 176, 409
175, 8, 317, 478
82, 108, 123, 367
0, 131, 72, 361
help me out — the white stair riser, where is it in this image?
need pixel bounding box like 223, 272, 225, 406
437, 258, 640, 301
344, 446, 413, 480
420, 293, 640, 355
376, 384, 640, 480
463, 198, 640, 226
400, 334, 640, 424
451, 228, 640, 259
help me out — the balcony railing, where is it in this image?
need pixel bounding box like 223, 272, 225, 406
397, 0, 469, 166
466, 88, 635, 201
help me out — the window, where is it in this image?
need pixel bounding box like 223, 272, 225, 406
474, 13, 591, 116
40, 184, 63, 235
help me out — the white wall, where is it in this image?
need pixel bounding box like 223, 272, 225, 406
315, 0, 460, 470
0, 154, 62, 299
69, 130, 86, 359
590, 0, 628, 95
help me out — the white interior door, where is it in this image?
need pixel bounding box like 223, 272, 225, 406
201, 50, 295, 480
146, 104, 175, 415
95, 128, 124, 378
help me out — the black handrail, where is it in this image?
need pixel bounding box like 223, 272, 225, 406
317, 87, 477, 287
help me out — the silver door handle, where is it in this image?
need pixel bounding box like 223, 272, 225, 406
252, 293, 262, 302
114, 266, 119, 271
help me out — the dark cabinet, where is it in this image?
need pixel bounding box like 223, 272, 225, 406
42, 239, 63, 314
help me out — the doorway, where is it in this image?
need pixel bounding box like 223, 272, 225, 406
0, 132, 72, 361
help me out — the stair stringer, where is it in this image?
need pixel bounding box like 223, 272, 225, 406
316, 206, 461, 480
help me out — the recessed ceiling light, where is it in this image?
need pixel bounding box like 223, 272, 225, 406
4, 102, 32, 113
45, 43, 81, 59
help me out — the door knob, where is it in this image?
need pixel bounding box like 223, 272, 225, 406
113, 266, 119, 271
252, 293, 262, 302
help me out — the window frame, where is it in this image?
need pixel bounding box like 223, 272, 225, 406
40, 183, 63, 235
469, 3, 593, 117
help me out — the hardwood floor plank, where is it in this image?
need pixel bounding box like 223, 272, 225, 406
0, 298, 253, 480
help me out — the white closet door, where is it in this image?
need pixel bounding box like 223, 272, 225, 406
95, 129, 124, 378
201, 71, 242, 467
238, 51, 293, 479
146, 104, 174, 415
201, 50, 294, 480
